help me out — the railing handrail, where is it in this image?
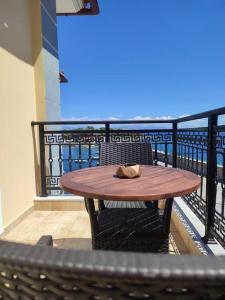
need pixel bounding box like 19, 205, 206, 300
31, 119, 175, 126
175, 106, 225, 123
31, 106, 225, 126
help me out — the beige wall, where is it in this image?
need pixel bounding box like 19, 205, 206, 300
0, 0, 46, 228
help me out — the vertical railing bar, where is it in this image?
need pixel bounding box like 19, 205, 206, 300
165, 142, 168, 167
222, 150, 225, 216
180, 143, 183, 169
154, 143, 158, 165
105, 123, 110, 143
68, 143, 72, 171
88, 142, 92, 167
187, 145, 190, 170
200, 146, 204, 199
172, 122, 177, 168
49, 143, 52, 177
78, 142, 82, 169
202, 114, 218, 243
191, 144, 194, 171
196, 145, 199, 175
98, 142, 101, 166
184, 144, 187, 169
59, 143, 62, 177
39, 124, 47, 197
179, 143, 182, 168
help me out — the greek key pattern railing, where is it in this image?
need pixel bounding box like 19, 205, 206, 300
176, 128, 208, 224
213, 125, 225, 245
176, 125, 225, 246
42, 129, 173, 194
44, 131, 105, 191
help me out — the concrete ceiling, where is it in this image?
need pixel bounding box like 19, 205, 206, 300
56, 0, 84, 15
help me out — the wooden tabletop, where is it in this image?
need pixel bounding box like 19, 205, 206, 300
60, 165, 200, 201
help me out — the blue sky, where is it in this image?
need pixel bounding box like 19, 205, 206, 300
58, 0, 225, 120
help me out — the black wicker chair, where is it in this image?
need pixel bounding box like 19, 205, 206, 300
99, 143, 154, 209
0, 238, 224, 300
84, 143, 173, 253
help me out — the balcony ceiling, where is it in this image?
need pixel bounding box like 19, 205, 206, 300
56, 0, 84, 14
56, 0, 99, 15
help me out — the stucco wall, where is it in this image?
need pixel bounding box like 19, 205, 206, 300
41, 0, 61, 121
0, 0, 45, 228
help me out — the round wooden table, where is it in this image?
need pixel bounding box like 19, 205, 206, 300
60, 165, 200, 202
60, 165, 200, 252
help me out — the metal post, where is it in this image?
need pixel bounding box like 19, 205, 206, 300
202, 115, 218, 243
39, 124, 47, 196
172, 122, 177, 168
163, 198, 174, 237
105, 123, 110, 143
154, 143, 158, 165
85, 198, 99, 237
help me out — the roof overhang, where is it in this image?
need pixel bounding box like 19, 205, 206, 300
59, 71, 69, 83
56, 0, 99, 16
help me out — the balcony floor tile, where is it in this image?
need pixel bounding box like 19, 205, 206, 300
2, 211, 189, 254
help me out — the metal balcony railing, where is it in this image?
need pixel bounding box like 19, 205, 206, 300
32, 106, 225, 248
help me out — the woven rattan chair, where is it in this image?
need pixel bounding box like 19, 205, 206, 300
0, 238, 224, 299
84, 143, 173, 253
85, 197, 172, 252
99, 142, 154, 209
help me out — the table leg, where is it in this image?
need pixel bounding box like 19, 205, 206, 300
152, 201, 158, 209
84, 198, 99, 246
84, 197, 88, 212
162, 198, 174, 237
98, 199, 105, 211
